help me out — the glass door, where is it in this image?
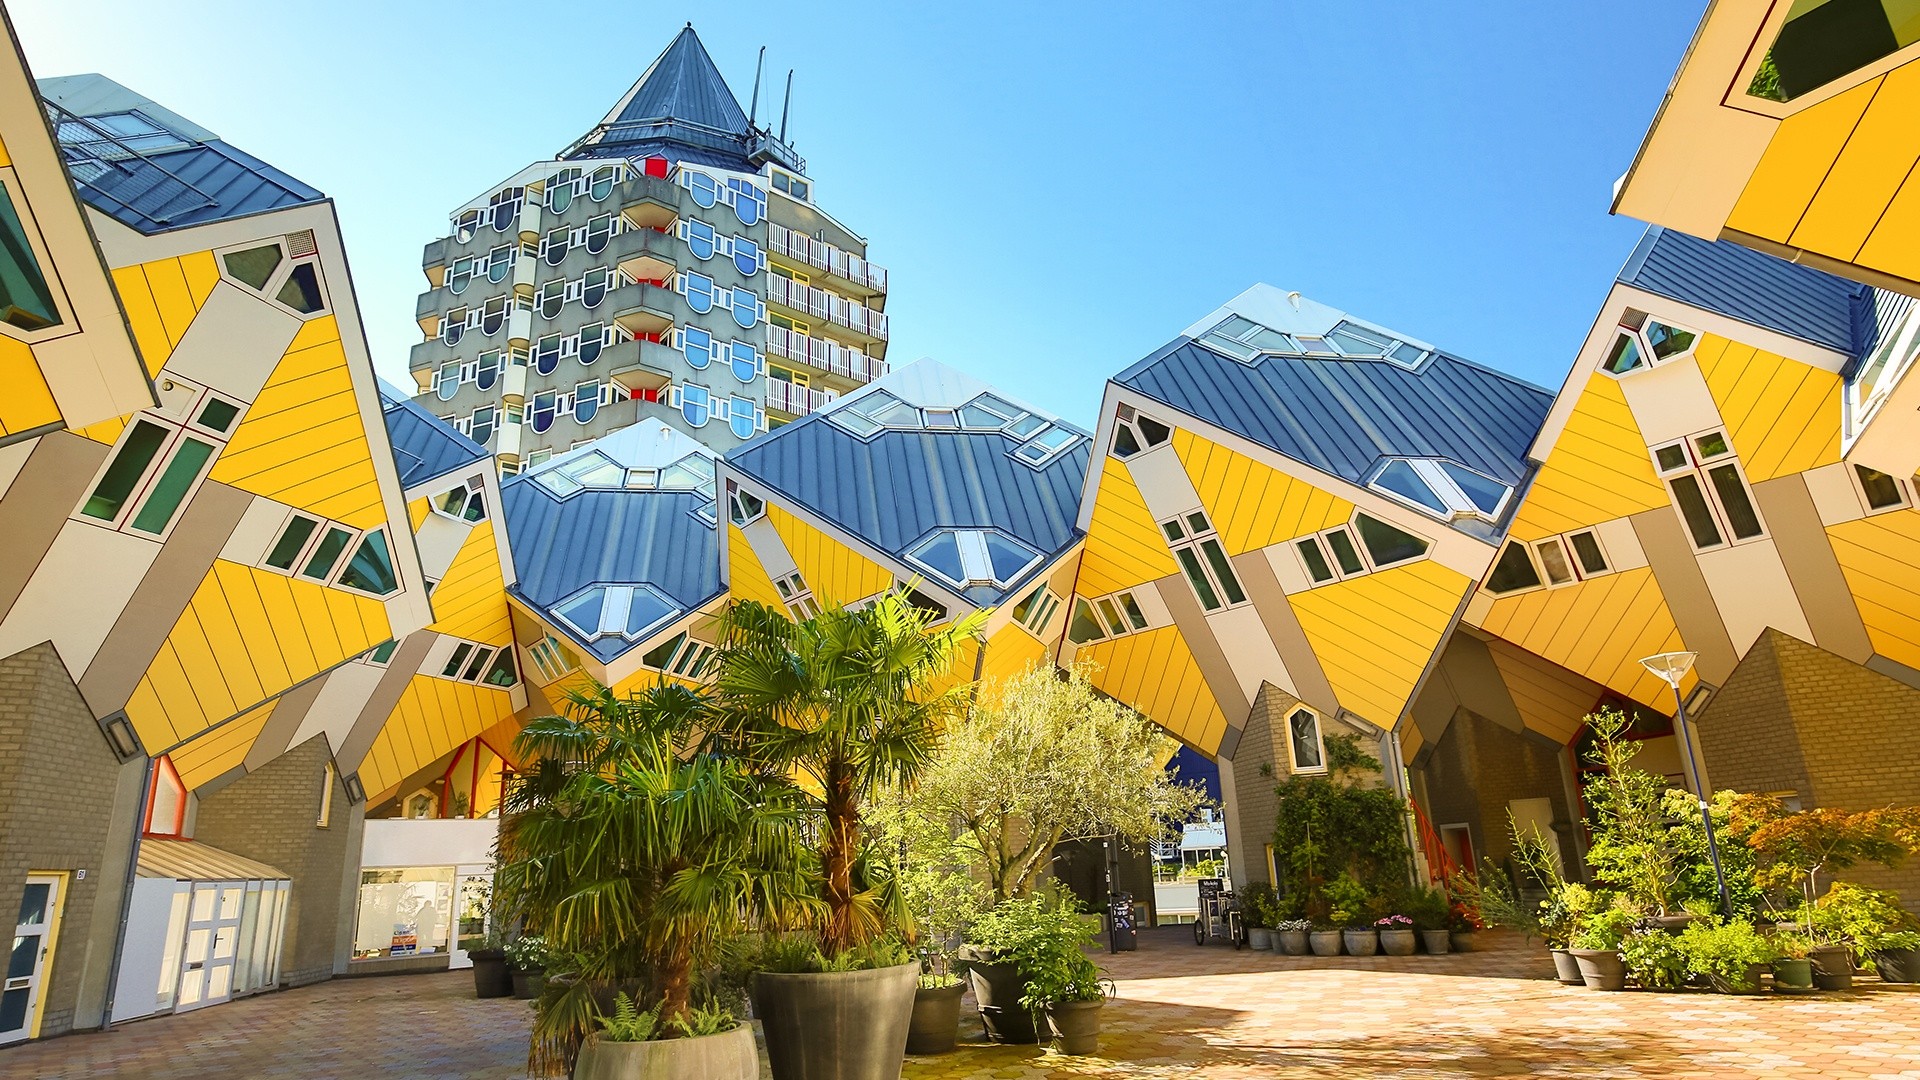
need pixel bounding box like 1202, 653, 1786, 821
2, 874, 62, 1045
174, 882, 245, 1012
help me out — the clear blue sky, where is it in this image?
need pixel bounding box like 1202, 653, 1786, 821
12, 1, 1703, 427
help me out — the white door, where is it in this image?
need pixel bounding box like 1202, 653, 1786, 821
1, 875, 61, 1045
174, 882, 246, 1013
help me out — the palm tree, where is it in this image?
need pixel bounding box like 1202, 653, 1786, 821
496, 681, 814, 1071
708, 591, 986, 957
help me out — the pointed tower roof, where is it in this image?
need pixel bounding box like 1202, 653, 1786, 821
562, 25, 800, 172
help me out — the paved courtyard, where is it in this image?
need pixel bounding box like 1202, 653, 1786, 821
4, 928, 1916, 1078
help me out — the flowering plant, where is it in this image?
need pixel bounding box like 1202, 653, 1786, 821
1274, 919, 1312, 932
1374, 914, 1414, 930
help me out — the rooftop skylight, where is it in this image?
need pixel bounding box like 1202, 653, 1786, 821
533, 449, 716, 500
1369, 458, 1511, 523
1198, 315, 1427, 368
906, 529, 1042, 590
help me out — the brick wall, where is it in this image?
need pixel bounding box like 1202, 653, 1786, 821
1699, 629, 1920, 899
192, 737, 361, 987
1417, 708, 1578, 877
1226, 684, 1289, 886
0, 642, 143, 1038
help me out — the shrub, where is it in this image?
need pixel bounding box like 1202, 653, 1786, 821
1324, 873, 1372, 929
966, 894, 1110, 1009
1621, 932, 1688, 990
1675, 918, 1778, 986
1570, 908, 1635, 951
1240, 882, 1279, 929
1812, 882, 1920, 965
503, 935, 550, 971
595, 993, 663, 1042
1538, 883, 1597, 949
1270, 733, 1408, 919
1402, 886, 1450, 931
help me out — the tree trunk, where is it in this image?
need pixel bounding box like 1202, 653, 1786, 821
657, 945, 693, 1034
821, 764, 859, 956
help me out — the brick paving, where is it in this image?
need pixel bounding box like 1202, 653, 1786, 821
3, 927, 1916, 1078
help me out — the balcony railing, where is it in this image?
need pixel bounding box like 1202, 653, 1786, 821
765, 380, 836, 416
765, 327, 889, 385
768, 223, 887, 295
765, 275, 889, 343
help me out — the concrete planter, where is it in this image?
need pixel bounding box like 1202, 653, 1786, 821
1378, 929, 1416, 956
469, 949, 512, 998
959, 948, 1038, 1044
1569, 949, 1626, 991
1876, 947, 1920, 983
1342, 929, 1379, 957
1420, 929, 1450, 954
1277, 930, 1310, 955
1810, 945, 1853, 991
1450, 931, 1478, 952
1551, 948, 1584, 985
1308, 930, 1344, 956
752, 962, 917, 1080
1247, 927, 1272, 951
511, 967, 545, 1000
1772, 958, 1815, 993
905, 980, 964, 1055
1709, 963, 1767, 994
1041, 999, 1103, 1056
572, 1024, 758, 1080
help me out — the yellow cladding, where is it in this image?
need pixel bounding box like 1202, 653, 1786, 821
1507, 374, 1668, 542
356, 674, 517, 802
728, 523, 787, 610
1288, 559, 1468, 729
208, 316, 387, 529
122, 559, 391, 751
1827, 508, 1920, 671
1473, 566, 1690, 709
1076, 625, 1227, 754
1076, 456, 1179, 598
923, 634, 982, 701
169, 699, 277, 791
0, 334, 58, 436
1692, 335, 1840, 482
1171, 428, 1352, 554
428, 522, 513, 643
766, 503, 892, 605
1484, 638, 1605, 745
1727, 57, 1920, 280
110, 251, 220, 376
981, 621, 1050, 687
408, 495, 430, 531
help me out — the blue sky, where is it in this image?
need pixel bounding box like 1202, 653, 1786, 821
12, 1, 1703, 427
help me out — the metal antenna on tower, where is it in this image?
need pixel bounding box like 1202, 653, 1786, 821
748, 46, 766, 127
779, 69, 793, 142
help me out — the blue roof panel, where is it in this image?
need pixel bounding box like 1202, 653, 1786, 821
379, 384, 489, 491
1617, 227, 1868, 356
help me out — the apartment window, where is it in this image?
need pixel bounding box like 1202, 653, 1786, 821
1600, 312, 1698, 377
144, 757, 187, 837
79, 404, 232, 539
335, 530, 401, 597
1162, 511, 1245, 611
771, 170, 810, 202
1285, 707, 1327, 774
682, 324, 712, 369
1853, 463, 1912, 513
554, 584, 675, 642
1747, 0, 1920, 103
640, 632, 714, 680
573, 380, 600, 424
527, 633, 580, 683
906, 529, 1042, 589
468, 405, 496, 446
1483, 528, 1611, 596
0, 183, 60, 333
363, 639, 399, 666
1063, 587, 1151, 646
1484, 541, 1542, 594
1010, 587, 1061, 636
1370, 458, 1510, 522
318, 763, 335, 828
1652, 431, 1764, 551
773, 571, 820, 620
682, 271, 714, 313
728, 485, 766, 526
1296, 512, 1431, 587
684, 217, 716, 260
218, 238, 328, 317
1848, 305, 1920, 439
432, 479, 487, 523
1110, 403, 1172, 458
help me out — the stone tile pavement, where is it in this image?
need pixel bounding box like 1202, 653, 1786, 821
2, 927, 1915, 1078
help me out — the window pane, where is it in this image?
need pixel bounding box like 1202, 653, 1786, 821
460, 647, 493, 682
1066, 599, 1104, 644
1137, 416, 1170, 445
1645, 321, 1695, 359
1111, 424, 1141, 457
130, 436, 215, 534
1693, 431, 1731, 460
1749, 0, 1920, 102
642, 633, 686, 669
1375, 460, 1448, 514
1856, 464, 1906, 510
274, 263, 324, 313
84, 420, 170, 521
1161, 519, 1186, 543
980, 532, 1038, 582
1486, 541, 1542, 593
337, 530, 400, 595
0, 185, 60, 330
1200, 539, 1246, 604
1669, 475, 1725, 548
441, 643, 473, 678
265, 516, 320, 570
1186, 511, 1211, 535
910, 532, 967, 586
1175, 547, 1222, 610
195, 398, 240, 433
1603, 331, 1643, 375
1096, 597, 1128, 636
1707, 464, 1764, 539
1325, 529, 1366, 576
1654, 444, 1689, 472
1569, 531, 1609, 575
223, 245, 282, 289
556, 589, 607, 637
624, 588, 673, 637
1118, 591, 1148, 630
1297, 538, 1334, 583
1438, 462, 1509, 515
1011, 590, 1041, 623
369, 639, 399, 664
1288, 709, 1323, 769
302, 526, 354, 580
1535, 539, 1574, 586
1354, 514, 1428, 567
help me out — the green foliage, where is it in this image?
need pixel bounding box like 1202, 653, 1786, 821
1323, 873, 1371, 929
1269, 735, 1409, 920
1239, 882, 1278, 929
595, 993, 663, 1043
889, 863, 985, 982
1401, 886, 1450, 932
1675, 918, 1778, 985
1812, 882, 1920, 964
1449, 867, 1536, 938
1537, 883, 1597, 950
1620, 931, 1688, 990
1726, 795, 1920, 913
1579, 709, 1687, 915
1770, 930, 1813, 960
669, 1000, 739, 1039
1570, 908, 1636, 951
965, 894, 1110, 1009
503, 935, 550, 971
1187, 858, 1226, 881
1660, 788, 1762, 917
749, 931, 911, 974
1322, 732, 1379, 776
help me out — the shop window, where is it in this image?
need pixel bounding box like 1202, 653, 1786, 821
1285, 707, 1327, 774
1652, 431, 1765, 551
1010, 587, 1061, 636
354, 868, 455, 960
1748, 0, 1920, 103
1161, 511, 1246, 611
0, 183, 61, 332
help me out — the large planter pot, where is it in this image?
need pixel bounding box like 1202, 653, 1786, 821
1343, 929, 1379, 957
1450, 931, 1478, 953
1568, 949, 1626, 991
1378, 929, 1416, 956
1810, 945, 1854, 991
1648, 913, 1697, 934
1041, 999, 1103, 1057
1772, 958, 1815, 994
1420, 929, 1450, 955
572, 1023, 758, 1080
753, 962, 917, 1080
511, 967, 545, 1000
1709, 963, 1767, 994
1278, 930, 1310, 955
905, 980, 965, 1056
1308, 930, 1344, 957
1875, 947, 1920, 983
469, 948, 512, 998
1247, 927, 1273, 951
958, 948, 1037, 1044
1550, 948, 1584, 985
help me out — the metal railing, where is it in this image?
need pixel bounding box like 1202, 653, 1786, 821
764, 380, 836, 416
765, 275, 889, 342
765, 327, 889, 384
768, 223, 888, 294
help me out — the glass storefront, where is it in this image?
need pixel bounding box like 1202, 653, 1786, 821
352, 867, 454, 959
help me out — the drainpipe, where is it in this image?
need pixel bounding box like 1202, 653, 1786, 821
98, 758, 154, 1030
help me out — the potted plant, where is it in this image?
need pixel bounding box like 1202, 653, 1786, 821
1242, 882, 1277, 952
1328, 875, 1377, 956
504, 935, 550, 1000
1542, 883, 1596, 984
1402, 886, 1450, 954
1808, 937, 1855, 991
572, 994, 757, 1080
1811, 881, 1920, 984
1567, 909, 1633, 990
1676, 918, 1778, 994
1770, 931, 1817, 993
966, 895, 1111, 1055
465, 875, 512, 998
1375, 914, 1416, 956
1273, 918, 1312, 955
1621, 928, 1688, 991
1308, 920, 1344, 957
1447, 894, 1484, 952
897, 864, 981, 1056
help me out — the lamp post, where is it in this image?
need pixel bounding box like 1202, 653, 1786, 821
1638, 651, 1733, 919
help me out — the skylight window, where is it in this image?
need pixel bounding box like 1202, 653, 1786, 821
1013, 425, 1077, 466
553, 584, 676, 642
1198, 314, 1428, 368
534, 450, 713, 498
1368, 459, 1511, 523
906, 529, 1042, 589
1600, 311, 1699, 378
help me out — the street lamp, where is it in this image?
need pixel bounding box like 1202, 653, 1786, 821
1639, 651, 1733, 919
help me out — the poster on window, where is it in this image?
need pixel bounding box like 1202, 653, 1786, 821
390, 923, 419, 956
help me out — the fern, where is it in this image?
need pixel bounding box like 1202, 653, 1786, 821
594, 992, 663, 1043
669, 1000, 738, 1039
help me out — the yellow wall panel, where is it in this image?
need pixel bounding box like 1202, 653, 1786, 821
1727, 77, 1879, 242
1288, 559, 1467, 728
1076, 624, 1227, 755
111, 264, 175, 375
1172, 428, 1352, 554
171, 699, 277, 791
180, 250, 220, 308
1828, 508, 1920, 671
1507, 374, 1666, 541
1693, 335, 1841, 482
409, 496, 431, 531
357, 675, 516, 801
1789, 61, 1920, 261
1857, 158, 1920, 282
728, 523, 787, 610
766, 503, 893, 606
1475, 566, 1688, 709
143, 257, 197, 347
1075, 456, 1179, 598
0, 335, 59, 436
429, 522, 513, 643
76, 416, 126, 445
981, 622, 1049, 688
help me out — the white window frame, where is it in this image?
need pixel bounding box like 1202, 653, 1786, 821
1109, 402, 1173, 459
429, 476, 487, 524
1597, 312, 1700, 380
1482, 527, 1613, 597
1651, 429, 1768, 552
1011, 586, 1062, 638
1283, 705, 1328, 775
773, 571, 819, 620
526, 633, 579, 683
1849, 462, 1913, 516
1847, 305, 1920, 442
76, 384, 243, 541
215, 236, 331, 320
1368, 458, 1511, 523
1161, 510, 1248, 612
